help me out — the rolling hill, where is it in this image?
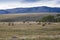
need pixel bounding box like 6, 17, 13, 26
0, 6, 60, 14
0, 13, 57, 22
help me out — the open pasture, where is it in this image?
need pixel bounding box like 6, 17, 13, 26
0, 22, 60, 40
0, 13, 60, 40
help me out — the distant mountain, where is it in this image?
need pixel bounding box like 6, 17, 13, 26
0, 6, 60, 14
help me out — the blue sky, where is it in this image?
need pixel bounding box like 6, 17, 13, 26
0, 0, 60, 9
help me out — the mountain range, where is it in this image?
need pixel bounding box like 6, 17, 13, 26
0, 6, 60, 14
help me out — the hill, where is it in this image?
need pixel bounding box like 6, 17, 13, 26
0, 13, 57, 22
0, 6, 60, 14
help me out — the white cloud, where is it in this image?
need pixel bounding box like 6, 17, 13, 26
0, 0, 60, 9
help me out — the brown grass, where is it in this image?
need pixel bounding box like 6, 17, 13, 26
0, 22, 60, 40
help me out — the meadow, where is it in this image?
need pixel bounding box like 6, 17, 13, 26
0, 22, 60, 40
0, 13, 60, 40
0, 13, 57, 22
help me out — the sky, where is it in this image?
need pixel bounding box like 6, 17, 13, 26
0, 0, 60, 9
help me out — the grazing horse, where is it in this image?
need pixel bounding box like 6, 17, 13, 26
8, 22, 14, 26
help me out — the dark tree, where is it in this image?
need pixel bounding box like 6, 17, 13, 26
41, 15, 55, 22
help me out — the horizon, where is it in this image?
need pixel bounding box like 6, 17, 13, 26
0, 0, 60, 9
0, 6, 60, 10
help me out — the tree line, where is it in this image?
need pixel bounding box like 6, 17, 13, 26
36, 14, 60, 22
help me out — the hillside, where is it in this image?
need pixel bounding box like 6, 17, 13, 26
0, 6, 60, 14
0, 13, 57, 22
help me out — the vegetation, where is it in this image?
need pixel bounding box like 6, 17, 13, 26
0, 14, 60, 40
0, 22, 60, 40
37, 14, 60, 22
40, 15, 55, 22
0, 13, 57, 22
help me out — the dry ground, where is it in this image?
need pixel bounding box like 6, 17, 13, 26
0, 13, 57, 19
0, 22, 60, 40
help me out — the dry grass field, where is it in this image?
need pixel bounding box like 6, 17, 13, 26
0, 22, 60, 40
0, 13, 57, 19
0, 13, 60, 40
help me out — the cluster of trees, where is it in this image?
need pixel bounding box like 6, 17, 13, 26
37, 14, 60, 22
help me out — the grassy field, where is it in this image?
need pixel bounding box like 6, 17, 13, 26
0, 13, 57, 22
0, 22, 60, 40
0, 13, 60, 40
0, 13, 57, 19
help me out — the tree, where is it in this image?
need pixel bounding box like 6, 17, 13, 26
56, 14, 60, 17
41, 15, 55, 22
56, 17, 60, 22
36, 14, 60, 22
55, 14, 60, 22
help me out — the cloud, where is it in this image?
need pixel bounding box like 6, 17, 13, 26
56, 0, 60, 4
22, 0, 39, 2
20, 0, 39, 3
20, 0, 52, 3
0, 0, 54, 3
0, 0, 60, 9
